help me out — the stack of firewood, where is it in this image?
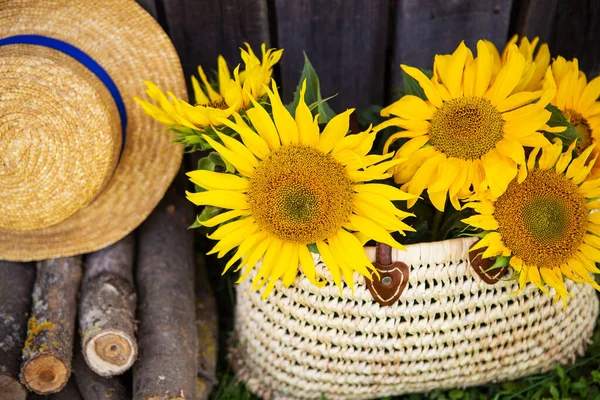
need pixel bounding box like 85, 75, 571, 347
0, 175, 218, 400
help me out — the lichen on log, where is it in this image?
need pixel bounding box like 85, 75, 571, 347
20, 257, 82, 394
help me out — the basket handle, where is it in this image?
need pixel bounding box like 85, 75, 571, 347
365, 243, 409, 306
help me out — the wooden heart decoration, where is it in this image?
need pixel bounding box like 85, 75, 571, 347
468, 246, 508, 285
366, 260, 409, 306
366, 243, 409, 306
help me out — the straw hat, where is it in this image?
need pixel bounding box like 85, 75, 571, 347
0, 0, 186, 261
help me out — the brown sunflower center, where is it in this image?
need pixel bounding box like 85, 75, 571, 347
429, 96, 504, 160
564, 108, 592, 153
494, 169, 588, 267
247, 145, 354, 244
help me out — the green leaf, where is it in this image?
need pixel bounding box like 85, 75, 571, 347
543, 104, 582, 146
592, 370, 600, 384
358, 105, 384, 129
307, 243, 319, 255
286, 52, 337, 123
549, 383, 560, 399
197, 152, 234, 174
553, 363, 566, 381
189, 206, 222, 231
483, 255, 510, 273
401, 68, 433, 101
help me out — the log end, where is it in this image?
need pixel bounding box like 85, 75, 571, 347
0, 373, 28, 400
84, 330, 137, 376
20, 354, 70, 394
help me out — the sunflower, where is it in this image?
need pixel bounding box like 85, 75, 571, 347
550, 56, 600, 165
377, 40, 558, 211
493, 35, 550, 92
463, 139, 600, 307
186, 80, 415, 298
134, 43, 282, 130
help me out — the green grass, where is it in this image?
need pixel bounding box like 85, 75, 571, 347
203, 243, 600, 400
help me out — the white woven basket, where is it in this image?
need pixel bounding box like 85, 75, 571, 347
231, 237, 599, 400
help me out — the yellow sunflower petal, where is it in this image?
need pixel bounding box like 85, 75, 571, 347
298, 246, 325, 287
353, 183, 416, 201
481, 149, 517, 198
316, 240, 343, 294
264, 80, 298, 145
223, 230, 267, 274
186, 190, 248, 209
217, 56, 231, 95
218, 113, 270, 159
485, 45, 526, 106
578, 75, 600, 115
462, 214, 499, 231
327, 236, 356, 293
187, 170, 249, 191
495, 138, 526, 166
348, 214, 405, 250
296, 80, 320, 146
197, 65, 222, 102
405, 152, 446, 207
237, 236, 273, 283
317, 108, 354, 154
401, 64, 443, 107
496, 91, 541, 113
254, 239, 283, 295
381, 95, 433, 120
538, 139, 563, 170
202, 134, 255, 177
246, 97, 281, 151
199, 209, 249, 228
216, 131, 259, 167
474, 40, 492, 97
440, 41, 469, 98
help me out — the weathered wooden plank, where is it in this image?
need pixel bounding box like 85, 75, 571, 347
161, 0, 270, 84
513, 0, 600, 77
275, 0, 390, 111
390, 0, 512, 93
509, 0, 558, 44
133, 172, 197, 400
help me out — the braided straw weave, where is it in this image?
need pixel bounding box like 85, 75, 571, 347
0, 0, 185, 260
231, 237, 599, 400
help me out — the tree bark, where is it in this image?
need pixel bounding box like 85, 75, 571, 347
73, 346, 130, 400
194, 256, 218, 400
79, 234, 137, 377
48, 377, 83, 400
20, 257, 82, 394
133, 174, 198, 400
0, 261, 36, 400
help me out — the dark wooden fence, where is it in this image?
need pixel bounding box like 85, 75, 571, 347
136, 0, 600, 114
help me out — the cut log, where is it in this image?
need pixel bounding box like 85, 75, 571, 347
20, 257, 82, 395
79, 234, 137, 377
194, 256, 218, 400
0, 261, 36, 400
73, 346, 130, 400
133, 174, 198, 400
48, 377, 83, 400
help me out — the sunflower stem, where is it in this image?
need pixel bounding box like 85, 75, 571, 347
431, 209, 444, 241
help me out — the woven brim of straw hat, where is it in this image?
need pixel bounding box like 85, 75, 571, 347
0, 0, 185, 261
